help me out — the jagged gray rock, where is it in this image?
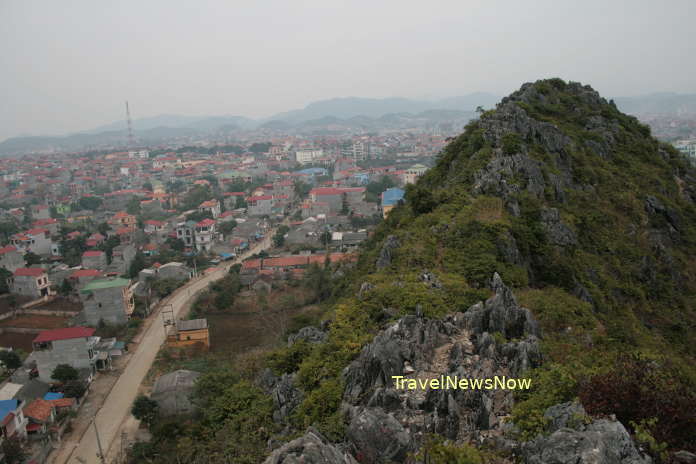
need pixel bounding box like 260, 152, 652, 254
520, 417, 652, 464
271, 373, 304, 423
287, 326, 328, 346
346, 407, 412, 463
543, 401, 588, 433
540, 207, 577, 247
263, 428, 358, 464
375, 235, 399, 269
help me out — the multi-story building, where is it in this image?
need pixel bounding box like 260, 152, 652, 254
295, 149, 323, 165
32, 327, 99, 383
198, 199, 221, 219
8, 268, 52, 298
80, 278, 134, 326
82, 250, 107, 270
194, 219, 217, 252
674, 139, 696, 165
176, 221, 197, 248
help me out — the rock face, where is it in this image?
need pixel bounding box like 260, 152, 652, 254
259, 369, 304, 424
263, 429, 358, 464
342, 274, 542, 460
375, 235, 400, 269
287, 326, 328, 346
520, 403, 652, 464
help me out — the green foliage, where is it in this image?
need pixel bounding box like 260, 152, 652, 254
293, 179, 311, 199
24, 251, 41, 266
292, 378, 345, 441
266, 340, 312, 375
501, 133, 523, 154
0, 436, 25, 464
186, 210, 214, 223
52, 363, 79, 384
273, 225, 289, 247
128, 251, 147, 278
218, 220, 237, 236
150, 278, 182, 298
414, 435, 485, 464
78, 196, 103, 211
364, 175, 396, 203
131, 394, 159, 426
0, 350, 22, 370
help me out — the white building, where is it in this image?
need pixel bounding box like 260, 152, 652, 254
675, 139, 696, 164
295, 149, 324, 165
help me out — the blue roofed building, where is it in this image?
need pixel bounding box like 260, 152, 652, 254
381, 188, 405, 218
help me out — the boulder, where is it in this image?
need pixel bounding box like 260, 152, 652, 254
263, 428, 358, 464
287, 326, 328, 347
346, 407, 411, 463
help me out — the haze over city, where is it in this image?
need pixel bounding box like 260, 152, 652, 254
2, 0, 695, 141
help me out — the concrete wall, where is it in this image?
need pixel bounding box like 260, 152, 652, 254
34, 337, 94, 383
10, 275, 47, 298
81, 286, 127, 326
0, 251, 24, 273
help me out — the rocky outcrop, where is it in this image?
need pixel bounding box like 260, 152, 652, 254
342, 274, 542, 460
288, 326, 328, 346
540, 207, 577, 247
375, 235, 400, 269
519, 403, 652, 464
259, 369, 304, 424
263, 428, 358, 464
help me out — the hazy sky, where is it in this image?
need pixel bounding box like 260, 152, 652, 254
1, 0, 694, 140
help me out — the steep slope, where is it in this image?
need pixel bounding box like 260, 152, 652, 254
132, 80, 696, 464
283, 79, 696, 461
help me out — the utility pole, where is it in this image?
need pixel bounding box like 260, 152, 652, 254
93, 420, 106, 464
125, 100, 135, 149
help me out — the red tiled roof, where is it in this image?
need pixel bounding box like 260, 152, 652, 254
196, 219, 215, 227
70, 269, 102, 278
50, 398, 75, 408
82, 250, 104, 257
33, 327, 95, 343
23, 399, 54, 422
14, 268, 46, 277
0, 245, 17, 255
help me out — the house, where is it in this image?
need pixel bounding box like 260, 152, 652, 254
10, 228, 52, 255
80, 278, 135, 326
108, 211, 137, 230
31, 327, 98, 383
30, 204, 51, 220
381, 187, 405, 218
246, 195, 274, 217
198, 199, 221, 219
0, 246, 24, 273
166, 319, 209, 349
85, 232, 105, 248
32, 218, 60, 235
22, 398, 55, 436
176, 221, 196, 248
144, 220, 166, 234
194, 219, 218, 252
403, 163, 428, 185
0, 399, 28, 439
8, 268, 52, 298
82, 250, 106, 270
69, 269, 103, 287
110, 244, 137, 274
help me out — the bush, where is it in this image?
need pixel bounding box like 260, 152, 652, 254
578, 354, 696, 453
131, 395, 159, 427
266, 340, 312, 375
413, 435, 485, 464
52, 364, 78, 384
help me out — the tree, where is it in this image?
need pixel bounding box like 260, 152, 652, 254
78, 196, 103, 211
0, 350, 22, 370
126, 197, 141, 215
97, 222, 110, 235
52, 364, 78, 384
58, 278, 73, 296
128, 251, 147, 278
63, 380, 87, 399
293, 180, 311, 199
475, 105, 485, 115
132, 394, 159, 427
1, 437, 25, 464
248, 142, 271, 154
0, 268, 12, 294
319, 230, 332, 246
165, 237, 185, 252
24, 252, 41, 266
185, 210, 213, 223
218, 220, 237, 236
142, 181, 153, 191
273, 225, 289, 248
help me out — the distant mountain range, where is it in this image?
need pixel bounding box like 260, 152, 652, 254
2, 91, 695, 156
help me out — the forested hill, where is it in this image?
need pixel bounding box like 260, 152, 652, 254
135, 79, 696, 464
